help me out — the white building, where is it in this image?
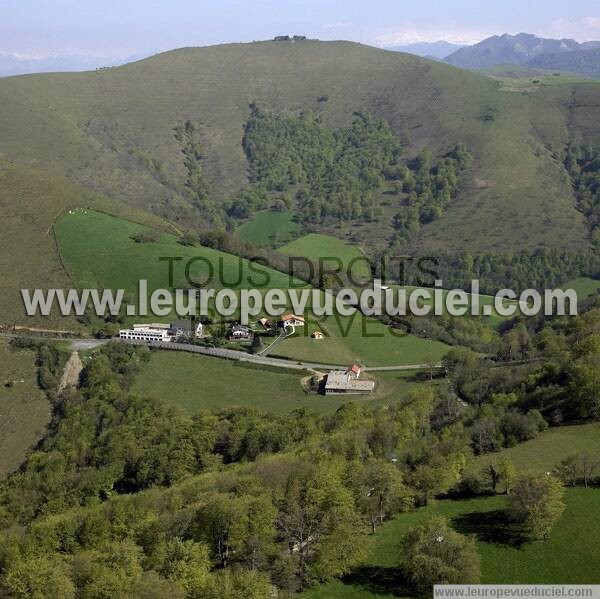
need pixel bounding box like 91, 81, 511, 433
280, 314, 305, 328
119, 327, 171, 343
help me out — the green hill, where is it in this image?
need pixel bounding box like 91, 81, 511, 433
0, 40, 594, 257
0, 160, 173, 327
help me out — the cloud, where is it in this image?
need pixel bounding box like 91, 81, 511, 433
372, 23, 492, 47
543, 16, 600, 41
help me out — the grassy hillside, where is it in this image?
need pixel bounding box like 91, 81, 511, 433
0, 160, 173, 327
279, 233, 371, 281
56, 210, 449, 366
0, 41, 593, 254
561, 276, 600, 299
305, 488, 600, 597
0, 340, 50, 479
476, 423, 600, 476
237, 209, 299, 246
55, 209, 292, 300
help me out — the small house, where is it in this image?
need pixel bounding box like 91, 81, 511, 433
259, 317, 272, 329
230, 324, 252, 341
346, 364, 362, 379
312, 331, 324, 339
280, 314, 305, 328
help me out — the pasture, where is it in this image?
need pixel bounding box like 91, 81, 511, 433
476, 422, 600, 476
237, 209, 299, 246
130, 351, 437, 415
279, 233, 371, 281
305, 488, 600, 598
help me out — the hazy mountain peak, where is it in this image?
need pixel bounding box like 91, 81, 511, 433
444, 32, 590, 69
386, 40, 464, 59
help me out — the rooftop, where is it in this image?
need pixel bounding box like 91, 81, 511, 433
325, 371, 375, 392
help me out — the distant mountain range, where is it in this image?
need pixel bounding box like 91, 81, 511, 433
444, 33, 600, 77
0, 52, 149, 78
527, 47, 600, 79
387, 41, 464, 59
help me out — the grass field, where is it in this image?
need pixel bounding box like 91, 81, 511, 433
237, 210, 299, 246
130, 351, 437, 415
55, 209, 295, 310
305, 488, 600, 597
273, 310, 450, 367
561, 277, 600, 299
279, 233, 371, 281
476, 423, 600, 476
0, 340, 50, 479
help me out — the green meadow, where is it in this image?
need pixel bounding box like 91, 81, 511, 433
131, 351, 436, 415
561, 277, 600, 299
55, 209, 294, 299
476, 422, 600, 476
237, 209, 299, 246
305, 488, 600, 598
279, 233, 371, 281
272, 308, 450, 367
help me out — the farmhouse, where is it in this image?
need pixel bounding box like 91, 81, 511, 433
230, 324, 252, 341
280, 314, 305, 328
324, 364, 375, 395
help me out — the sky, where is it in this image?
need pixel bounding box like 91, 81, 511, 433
1, 0, 600, 59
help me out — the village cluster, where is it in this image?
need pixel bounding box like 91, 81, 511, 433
118, 315, 375, 395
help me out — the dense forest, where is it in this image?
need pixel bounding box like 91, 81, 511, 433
372, 248, 600, 295
241, 107, 403, 224
1, 297, 600, 597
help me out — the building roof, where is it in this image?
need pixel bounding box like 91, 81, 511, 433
325, 371, 375, 392
281, 313, 305, 322
231, 324, 251, 333
133, 323, 170, 330
347, 364, 362, 375
170, 319, 195, 331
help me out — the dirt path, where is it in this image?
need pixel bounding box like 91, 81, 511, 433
58, 352, 83, 392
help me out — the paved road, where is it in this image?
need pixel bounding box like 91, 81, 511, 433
1, 332, 442, 372
124, 339, 441, 372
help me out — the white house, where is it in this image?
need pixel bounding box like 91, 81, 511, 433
280, 314, 305, 328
